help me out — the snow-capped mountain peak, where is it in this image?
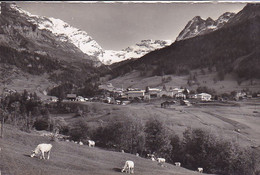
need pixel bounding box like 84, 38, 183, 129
176, 12, 235, 41
6, 3, 172, 65
8, 3, 104, 58
100, 39, 173, 65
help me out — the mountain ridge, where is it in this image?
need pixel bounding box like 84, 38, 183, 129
176, 12, 235, 41
109, 3, 260, 82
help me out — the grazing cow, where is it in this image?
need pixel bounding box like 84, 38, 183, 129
175, 162, 181, 167
88, 140, 95, 147
147, 154, 156, 161
121, 160, 134, 174
79, 141, 83, 146
157, 158, 166, 166
31, 143, 52, 160
198, 167, 203, 173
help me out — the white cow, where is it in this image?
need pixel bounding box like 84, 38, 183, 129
79, 141, 84, 146
147, 154, 156, 161
175, 162, 181, 167
88, 140, 95, 147
157, 158, 166, 166
198, 167, 203, 173
121, 160, 134, 174
31, 143, 52, 160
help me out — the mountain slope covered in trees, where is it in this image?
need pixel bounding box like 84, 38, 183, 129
109, 4, 260, 82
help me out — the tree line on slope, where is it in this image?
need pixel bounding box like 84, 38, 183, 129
70, 117, 259, 175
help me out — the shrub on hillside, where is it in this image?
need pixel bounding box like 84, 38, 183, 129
176, 128, 258, 175
144, 118, 172, 159
92, 118, 145, 154
33, 118, 49, 131
68, 119, 89, 141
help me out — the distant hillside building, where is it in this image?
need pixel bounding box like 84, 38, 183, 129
126, 90, 145, 99
147, 87, 161, 98
76, 96, 85, 102
159, 91, 175, 98
197, 93, 212, 101
175, 92, 186, 99
235, 91, 247, 100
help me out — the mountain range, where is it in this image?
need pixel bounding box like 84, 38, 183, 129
3, 3, 173, 65
101, 39, 173, 64
110, 3, 260, 82
0, 2, 259, 95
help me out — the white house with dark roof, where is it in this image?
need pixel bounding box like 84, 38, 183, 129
197, 93, 212, 101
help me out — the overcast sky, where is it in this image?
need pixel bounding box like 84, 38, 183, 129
17, 2, 247, 50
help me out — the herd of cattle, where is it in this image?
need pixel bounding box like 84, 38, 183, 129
30, 142, 204, 174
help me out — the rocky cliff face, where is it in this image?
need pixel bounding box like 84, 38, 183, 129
176, 12, 235, 41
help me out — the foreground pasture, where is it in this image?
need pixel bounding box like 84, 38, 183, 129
0, 125, 209, 175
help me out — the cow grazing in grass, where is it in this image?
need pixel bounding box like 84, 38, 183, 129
175, 162, 181, 167
121, 160, 134, 174
31, 143, 52, 160
198, 167, 203, 173
157, 158, 166, 166
88, 140, 95, 147
147, 154, 156, 161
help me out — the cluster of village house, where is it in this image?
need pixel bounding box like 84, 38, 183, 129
1, 84, 253, 106
46, 83, 254, 105
48, 83, 210, 104
95, 83, 213, 105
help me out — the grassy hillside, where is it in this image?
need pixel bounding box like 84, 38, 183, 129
107, 69, 260, 95
0, 125, 208, 175
51, 99, 260, 148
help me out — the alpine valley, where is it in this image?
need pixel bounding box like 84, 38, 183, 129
1, 3, 260, 175
108, 3, 260, 94
0, 2, 259, 96
0, 3, 172, 96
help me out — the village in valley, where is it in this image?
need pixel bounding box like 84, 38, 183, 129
44, 82, 256, 108
0, 2, 260, 175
